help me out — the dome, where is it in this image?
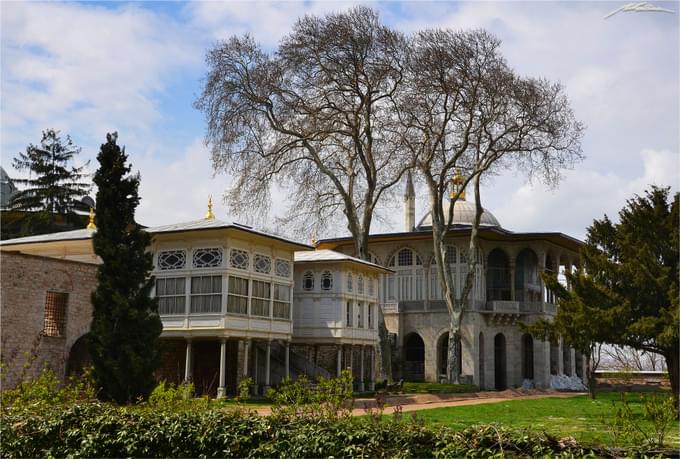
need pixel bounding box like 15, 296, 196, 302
416, 199, 500, 229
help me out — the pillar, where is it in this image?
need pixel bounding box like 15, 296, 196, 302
509, 262, 516, 301
359, 346, 365, 392
570, 348, 576, 377
243, 339, 250, 378
217, 338, 227, 398
184, 339, 193, 382
265, 340, 272, 389
543, 340, 551, 388
558, 338, 564, 375
336, 345, 342, 377
369, 347, 375, 390
284, 341, 290, 380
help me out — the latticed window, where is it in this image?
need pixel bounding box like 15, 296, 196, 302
158, 250, 186, 270
346, 301, 353, 327
193, 248, 222, 268
275, 259, 291, 278
347, 273, 353, 291
190, 276, 222, 313
358, 276, 364, 294
321, 271, 333, 290
156, 277, 186, 315
398, 248, 413, 266
43, 292, 67, 337
230, 249, 249, 270
273, 284, 290, 319
302, 271, 314, 291
357, 302, 364, 328
386, 247, 424, 301
251, 280, 271, 317
254, 254, 272, 274
227, 276, 248, 314
368, 277, 375, 296
368, 303, 374, 329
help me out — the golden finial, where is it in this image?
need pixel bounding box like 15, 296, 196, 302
450, 168, 466, 201
311, 229, 318, 246
86, 207, 96, 230
205, 196, 215, 220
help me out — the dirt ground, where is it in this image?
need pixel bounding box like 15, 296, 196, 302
249, 389, 586, 416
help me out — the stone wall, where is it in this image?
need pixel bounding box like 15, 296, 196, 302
0, 251, 97, 389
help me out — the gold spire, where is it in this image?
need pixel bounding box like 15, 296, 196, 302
86, 207, 96, 230
450, 169, 466, 201
311, 229, 318, 246
205, 196, 215, 220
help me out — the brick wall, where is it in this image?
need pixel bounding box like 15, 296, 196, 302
0, 251, 97, 389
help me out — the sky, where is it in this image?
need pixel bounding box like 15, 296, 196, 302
1, 1, 678, 242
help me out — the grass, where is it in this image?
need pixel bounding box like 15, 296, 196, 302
402, 382, 477, 394
415, 391, 680, 447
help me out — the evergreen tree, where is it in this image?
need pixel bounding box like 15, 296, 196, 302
9, 129, 91, 235
89, 132, 162, 404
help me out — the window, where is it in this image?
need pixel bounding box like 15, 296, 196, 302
190, 276, 222, 313
368, 277, 375, 296
158, 250, 186, 270
385, 248, 424, 302
230, 249, 249, 270
273, 284, 290, 319
254, 254, 271, 274
43, 292, 67, 337
347, 273, 353, 292
321, 271, 333, 290
156, 277, 186, 315
275, 259, 291, 278
358, 275, 364, 294
227, 276, 248, 314
368, 303, 374, 329
302, 271, 314, 291
346, 301, 353, 327
357, 302, 364, 328
251, 280, 271, 317
193, 248, 223, 268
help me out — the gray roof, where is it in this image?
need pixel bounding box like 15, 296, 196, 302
417, 199, 500, 229
0, 228, 95, 246
294, 249, 393, 273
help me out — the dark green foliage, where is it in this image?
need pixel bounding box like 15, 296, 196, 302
8, 129, 91, 236
89, 132, 162, 404
1, 402, 605, 458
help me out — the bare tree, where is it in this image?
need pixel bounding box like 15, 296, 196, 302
602, 345, 667, 372
396, 29, 584, 383
195, 7, 412, 380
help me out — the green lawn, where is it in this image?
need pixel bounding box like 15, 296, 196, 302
402, 382, 477, 394
415, 391, 680, 447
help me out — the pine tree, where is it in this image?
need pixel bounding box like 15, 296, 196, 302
10, 129, 91, 235
89, 132, 162, 403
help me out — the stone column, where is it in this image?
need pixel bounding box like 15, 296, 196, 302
265, 340, 272, 389
570, 348, 576, 377
359, 346, 365, 392
369, 347, 376, 390
336, 345, 342, 377
543, 340, 551, 388
557, 338, 564, 375
243, 339, 250, 378
184, 339, 193, 383
217, 338, 227, 398
284, 341, 290, 380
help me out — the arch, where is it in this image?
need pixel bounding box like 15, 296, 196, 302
563, 345, 572, 375
478, 332, 485, 389
437, 332, 449, 379
575, 351, 584, 378
521, 333, 534, 380
515, 249, 540, 302
550, 340, 559, 375
403, 332, 425, 381
487, 248, 511, 301
66, 333, 91, 377
494, 333, 507, 390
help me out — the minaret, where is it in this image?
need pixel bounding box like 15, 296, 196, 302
404, 171, 415, 232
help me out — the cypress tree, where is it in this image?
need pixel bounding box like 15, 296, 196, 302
89, 132, 162, 403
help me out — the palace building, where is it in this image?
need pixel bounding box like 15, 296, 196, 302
1, 180, 587, 394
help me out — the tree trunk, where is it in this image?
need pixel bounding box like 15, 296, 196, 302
665, 352, 679, 416
585, 353, 597, 400
446, 312, 462, 384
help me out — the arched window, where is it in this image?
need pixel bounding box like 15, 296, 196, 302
385, 248, 424, 301
321, 271, 333, 290
358, 275, 364, 294
347, 273, 353, 292
302, 271, 314, 291
486, 248, 511, 301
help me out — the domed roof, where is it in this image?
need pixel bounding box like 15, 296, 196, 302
416, 199, 501, 229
